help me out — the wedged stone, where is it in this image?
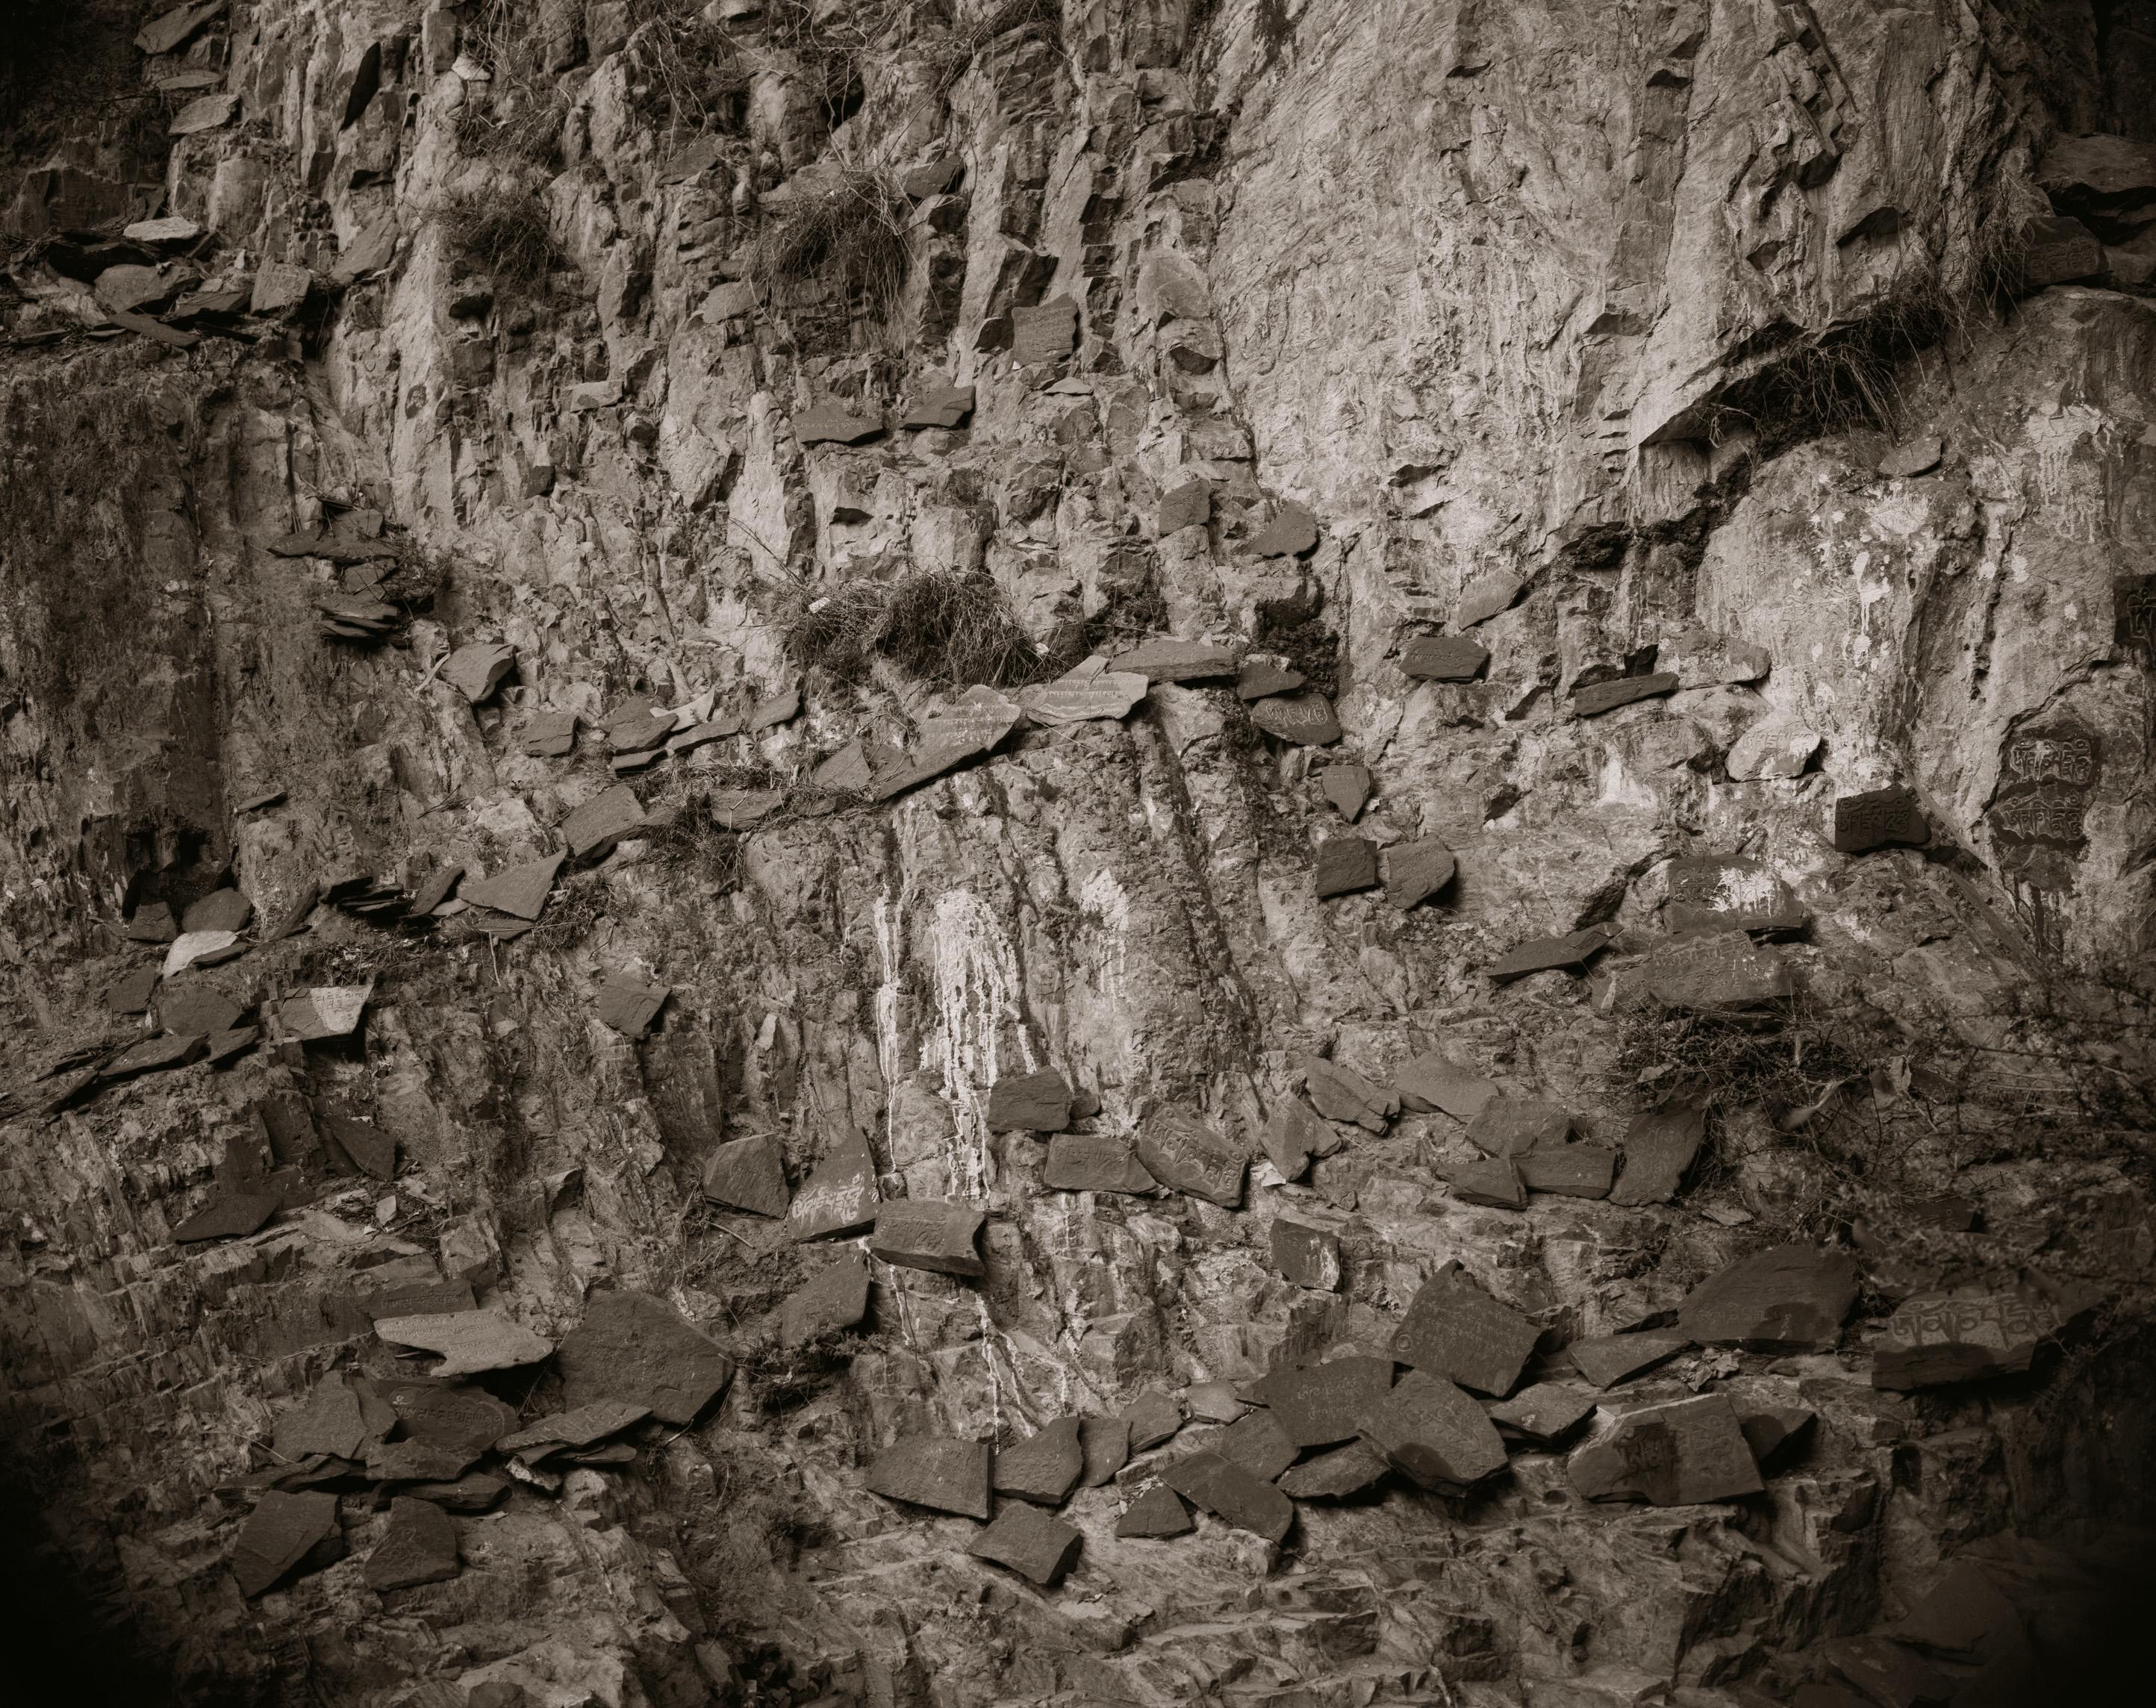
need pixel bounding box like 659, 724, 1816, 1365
1568, 1332, 1688, 1388
1456, 570, 1524, 629
1664, 855, 1807, 934
1133, 1109, 1244, 1207
1834, 785, 1929, 853
95, 263, 170, 313
866, 1436, 991, 1518
321, 1114, 396, 1180
1487, 1383, 1598, 1447
166, 930, 239, 977
1677, 1247, 1861, 1353
366, 1433, 482, 1484
173, 1188, 280, 1243
1392, 1262, 1540, 1396
1186, 1383, 1244, 1424
1016, 658, 1147, 726
2019, 213, 2104, 285
1313, 837, 1379, 898
788, 1132, 879, 1240
869, 1200, 985, 1277
1737, 1401, 1816, 1470
1270, 1217, 1341, 1291
555, 1290, 734, 1424
1727, 717, 1822, 780
595, 972, 668, 1038
1357, 1370, 1509, 1494
1157, 479, 1212, 535
125, 216, 205, 246
274, 1374, 369, 1462
1445, 1157, 1526, 1209
564, 785, 647, 858
1467, 1097, 1571, 1159
441, 641, 515, 703
1115, 1482, 1194, 1537
794, 405, 883, 446
376, 1310, 552, 1377
1645, 931, 1793, 1011
364, 1497, 459, 1591
183, 888, 253, 935
232, 1491, 340, 1598
1568, 1394, 1763, 1505
1249, 502, 1318, 558
1252, 1356, 1394, 1447
1610, 1100, 1707, 1206
108, 964, 160, 1014
1043, 1133, 1156, 1194
1110, 638, 1239, 682
780, 1251, 870, 1345
702, 1132, 789, 1216
1320, 764, 1371, 820
602, 697, 673, 752
1278, 1440, 1389, 1500
137, 0, 227, 57
1871, 1284, 2089, 1391
124, 902, 178, 943
405, 1473, 509, 1512
1236, 659, 1304, 701
709, 788, 785, 829
1259, 1098, 1333, 1182
1079, 1415, 1128, 1487
1250, 692, 1342, 744
969, 1501, 1081, 1586
104, 1032, 204, 1081
1401, 635, 1489, 681
870, 686, 1024, 800
986, 1069, 1072, 1132
171, 92, 239, 135
109, 308, 198, 348
1301, 1056, 1396, 1132
1123, 1390, 1183, 1453
1574, 671, 1678, 717
1383, 838, 1456, 908
277, 982, 372, 1041
994, 1417, 1083, 1504
1218, 1408, 1297, 1480
1162, 1450, 1294, 1542
1011, 296, 1079, 364
387, 1384, 520, 1454
747, 682, 801, 732
250, 258, 311, 314
461, 853, 562, 920
1878, 434, 1945, 479
1517, 1144, 1616, 1199
902, 384, 974, 428
205, 1026, 258, 1065
1487, 926, 1612, 982
1395, 1053, 1498, 1121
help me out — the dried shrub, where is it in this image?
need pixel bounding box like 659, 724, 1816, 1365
439, 187, 561, 299
1612, 996, 1871, 1123
782, 567, 1050, 688
454, 0, 570, 166
748, 168, 912, 324
623, 0, 751, 133
922, 0, 1065, 99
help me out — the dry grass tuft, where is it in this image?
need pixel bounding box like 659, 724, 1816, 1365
748, 168, 912, 323
454, 0, 571, 166
782, 567, 1050, 688
439, 187, 561, 298
623, 0, 753, 133
922, 0, 1065, 99
1613, 996, 1871, 1121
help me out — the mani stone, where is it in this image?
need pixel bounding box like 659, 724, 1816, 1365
596, 972, 668, 1038
1871, 1285, 2079, 1391
1250, 692, 1342, 745
555, 1290, 735, 1424
1834, 785, 1930, 853
1321, 764, 1371, 820
1302, 1056, 1397, 1132
1456, 570, 1525, 629
1383, 838, 1456, 908
496, 1402, 650, 1460
903, 384, 974, 428
1487, 925, 1613, 982
274, 1374, 369, 1462
780, 1250, 870, 1346
1237, 659, 1305, 701
1313, 836, 1380, 898
788, 1132, 879, 1240
1270, 1217, 1342, 1291
1677, 1246, 1861, 1354
461, 853, 563, 920
1645, 931, 1794, 1012
109, 964, 161, 1014
1158, 478, 1212, 534
1124, 1389, 1183, 1453
368, 1435, 481, 1484
1255, 1356, 1395, 1447
870, 686, 1024, 800
1665, 855, 1807, 935
1518, 1144, 1616, 1199
1134, 1109, 1245, 1208
364, 1497, 460, 1592
184, 888, 254, 935
1279, 1440, 1389, 1500
1162, 1450, 1294, 1544
1610, 1100, 1707, 1206
969, 1501, 1082, 1587
564, 785, 647, 857
1357, 1369, 1509, 1494
1250, 502, 1319, 558
1574, 671, 1679, 717
995, 1416, 1084, 1504
1116, 1482, 1195, 1537
1401, 635, 1490, 682
441, 641, 516, 704
1017, 658, 1148, 726
1447, 1157, 1527, 1210
1488, 1383, 1598, 1447
702, 1132, 789, 1217
232, 1491, 340, 1599
1218, 1409, 1297, 1481
388, 1384, 520, 1454
1111, 638, 1240, 682
1044, 1133, 1157, 1194
1568, 1394, 1763, 1506
1396, 1053, 1498, 1122
321, 1114, 396, 1180
867, 1435, 991, 1518
794, 405, 884, 446
869, 1200, 985, 1278
1879, 434, 1944, 479
1186, 1383, 1244, 1424
1568, 1332, 1689, 1389
1011, 296, 1080, 364
1727, 717, 1822, 781
1080, 1415, 1129, 1487
174, 1188, 280, 1243
277, 983, 371, 1041
1259, 1098, 1335, 1182
987, 1069, 1072, 1132
125, 901, 178, 942
375, 1310, 553, 1378
1467, 1097, 1571, 1159
1392, 1262, 1540, 1396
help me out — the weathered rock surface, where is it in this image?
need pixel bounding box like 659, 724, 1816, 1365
552, 1291, 733, 1424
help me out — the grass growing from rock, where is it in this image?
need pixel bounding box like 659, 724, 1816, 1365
783, 567, 1049, 689
439, 187, 561, 299
748, 168, 912, 323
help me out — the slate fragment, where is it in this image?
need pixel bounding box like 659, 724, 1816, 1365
1395, 1053, 1498, 1122
787, 1132, 879, 1240
1486, 926, 1612, 982
995, 1416, 1084, 1505
520, 710, 577, 757
1236, 659, 1304, 701
986, 1069, 1073, 1132
602, 697, 673, 753
103, 1032, 205, 1079
1249, 502, 1319, 558
1568, 1393, 1763, 1505
1645, 931, 1794, 1011
1870, 1284, 2084, 1391
1456, 570, 1526, 629
1162, 1450, 1294, 1542
1401, 636, 1489, 681
1319, 763, 1371, 821
174, 1188, 281, 1243
709, 788, 785, 829
1250, 692, 1342, 744
182, 888, 252, 937
1313, 836, 1379, 898
1517, 1144, 1617, 1199
1677, 1247, 1860, 1353
165, 929, 240, 977
866, 1436, 992, 1518
1445, 1157, 1527, 1209
108, 964, 161, 1014
1115, 1482, 1194, 1537
564, 785, 647, 858
137, 0, 227, 57
1270, 1217, 1342, 1291
555, 1290, 735, 1424
1879, 434, 1945, 479
780, 1251, 870, 1346
375, 1310, 553, 1377
702, 1132, 790, 1217
1568, 1332, 1689, 1389
1016, 658, 1148, 726
1278, 1440, 1389, 1500
746, 682, 801, 731
460, 853, 563, 920
273, 1374, 369, 1462
1157, 478, 1212, 535
387, 1384, 520, 1455
1487, 1383, 1598, 1447
1574, 671, 1678, 717
1357, 1369, 1509, 1494
1392, 1262, 1540, 1396
1043, 1133, 1157, 1194
969, 1501, 1082, 1586
902, 384, 975, 428
1727, 717, 1822, 780
204, 1026, 259, 1066
364, 1497, 459, 1591
405, 1473, 509, 1512
366, 1439, 481, 1484
1011, 296, 1079, 364
1258, 1098, 1333, 1182
1256, 1356, 1395, 1447
1109, 638, 1239, 682
794, 404, 884, 446
441, 641, 516, 704
232, 1490, 340, 1598
321, 1113, 396, 1180
1466, 1097, 1571, 1159
1833, 785, 1930, 853
1301, 1056, 1397, 1132
870, 686, 1024, 800
595, 972, 668, 1038
869, 1200, 985, 1277
495, 1400, 650, 1458
1123, 1389, 1183, 1453
1133, 1109, 1244, 1207
124, 902, 178, 943
1079, 1415, 1129, 1489
1663, 855, 1807, 935
1218, 1408, 1297, 1481
1383, 838, 1456, 908
1610, 1100, 1707, 1206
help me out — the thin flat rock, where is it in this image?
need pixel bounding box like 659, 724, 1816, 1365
1236, 660, 1305, 702
866, 1436, 991, 1518
137, 0, 227, 57
1487, 1383, 1598, 1447
994, 1416, 1084, 1504
746, 683, 801, 732
1834, 785, 1930, 853
870, 687, 1024, 800
103, 1032, 205, 1079
1574, 672, 1678, 717
231, 1490, 339, 1599
1677, 1246, 1861, 1353
1357, 1369, 1509, 1494
173, 1189, 280, 1243
1123, 1389, 1183, 1453
182, 889, 253, 935
788, 1132, 879, 1240
564, 785, 647, 858
1319, 764, 1371, 820
1018, 659, 1148, 726
1043, 1133, 1157, 1194
1664, 855, 1807, 935
164, 929, 239, 977
364, 1496, 459, 1591
1270, 1217, 1341, 1291
320, 1114, 396, 1180
902, 384, 975, 429
602, 697, 673, 752
1487, 926, 1612, 982
1467, 1096, 1571, 1159
1259, 1356, 1394, 1448
495, 1400, 650, 1456
1568, 1332, 1689, 1389
123, 902, 178, 943
1115, 1481, 1194, 1537
1392, 1262, 1540, 1396
1383, 838, 1456, 908
1133, 1109, 1244, 1208
1079, 1415, 1129, 1488
1727, 717, 1822, 781
1110, 638, 1239, 682
1879, 434, 1945, 479
710, 788, 785, 829
1568, 1393, 1763, 1505
1401, 636, 1489, 681
1011, 297, 1079, 365
388, 1384, 520, 1454
1645, 931, 1794, 1011
108, 964, 161, 1014
1249, 502, 1319, 558
1278, 1440, 1389, 1500
1313, 837, 1379, 898
1302, 1056, 1397, 1132
595, 972, 668, 1038
987, 1069, 1072, 1132
273, 1374, 368, 1463
868, 1200, 985, 1277
441, 641, 516, 704
780, 1250, 870, 1345
404, 1473, 508, 1512
375, 1310, 553, 1377
1517, 1144, 1616, 1199
1250, 693, 1342, 746
1395, 1053, 1497, 1121
554, 1290, 735, 1424
1157, 478, 1212, 535
703, 1132, 790, 1217
1162, 1450, 1294, 1543
794, 405, 884, 446
1456, 570, 1525, 629
460, 853, 563, 920
1218, 1408, 1297, 1481
1446, 1157, 1527, 1209
1610, 1100, 1707, 1206
969, 1502, 1081, 1587
1258, 1098, 1333, 1182
521, 709, 578, 755
365, 1438, 479, 1484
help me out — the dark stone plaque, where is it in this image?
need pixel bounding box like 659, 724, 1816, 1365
1833, 786, 1928, 854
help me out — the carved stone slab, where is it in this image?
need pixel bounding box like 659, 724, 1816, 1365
1664, 855, 1807, 934
788, 1132, 879, 1241
1833, 785, 1929, 853
1677, 1247, 1860, 1353
1269, 1217, 1342, 1291
1401, 636, 1489, 681
994, 1416, 1083, 1505
1017, 658, 1147, 726
1568, 1393, 1763, 1505
1357, 1369, 1508, 1493
1162, 1450, 1294, 1542
869, 1200, 985, 1277
1610, 1100, 1707, 1206
555, 1290, 734, 1424
376, 1309, 553, 1377
968, 1501, 1082, 1586
867, 1435, 991, 1518
1392, 1263, 1540, 1395
1043, 1133, 1157, 1194
703, 1132, 790, 1217
1250, 692, 1342, 745
780, 1250, 870, 1346
1871, 1285, 2084, 1390
1254, 1356, 1395, 1447
987, 1069, 1073, 1132
1134, 1109, 1244, 1207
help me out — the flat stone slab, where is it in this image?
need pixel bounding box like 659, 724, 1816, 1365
994, 1416, 1083, 1505
1302, 1056, 1397, 1131
1396, 1053, 1498, 1121
746, 683, 801, 732
442, 641, 515, 704
1320, 763, 1371, 820
788, 1132, 879, 1240
321, 1114, 396, 1180
364, 1497, 459, 1591
987, 1069, 1073, 1132
165, 929, 240, 976
710, 788, 785, 829
1665, 855, 1807, 935
595, 972, 668, 1038
555, 1290, 734, 1424
601, 697, 673, 752
1610, 1100, 1707, 1206
275, 982, 372, 1041
1487, 1383, 1598, 1446
1250, 692, 1342, 745
1237, 660, 1305, 701
1011, 296, 1079, 364
794, 405, 884, 445
1080, 1415, 1128, 1487
1401, 636, 1490, 681
1314, 836, 1379, 898
1456, 570, 1525, 629
869, 1200, 985, 1277
564, 785, 647, 858
703, 1132, 790, 1217
1186, 1383, 1244, 1424
1677, 1247, 1860, 1353
233, 1490, 340, 1598
376, 1310, 553, 1377
1467, 1096, 1572, 1159
1645, 931, 1793, 1011
173, 1188, 280, 1243
1134, 1109, 1244, 1208
780, 1250, 870, 1345
1158, 479, 1212, 535
903, 384, 975, 428
183, 888, 253, 935
137, 0, 227, 56
1383, 838, 1456, 908
171, 91, 239, 135
1487, 926, 1613, 982
388, 1384, 520, 1453
1727, 717, 1822, 780
274, 1374, 369, 1462
494, 1402, 652, 1459
871, 687, 1024, 800
461, 853, 563, 920
1017, 658, 1147, 726
104, 1031, 205, 1081
1162, 1450, 1294, 1543
1446, 1157, 1526, 1209
1115, 1481, 1194, 1537
1259, 1098, 1334, 1182
867, 1435, 991, 1518
1738, 1402, 1816, 1470
1219, 1408, 1297, 1481
1574, 671, 1678, 717
1517, 1144, 1616, 1199
969, 1501, 1082, 1586
1110, 638, 1239, 682
1278, 1440, 1389, 1500
1834, 785, 1930, 853
1879, 434, 1945, 479
1254, 1356, 1395, 1447
1270, 1217, 1342, 1291
1568, 1332, 1689, 1389
124, 902, 178, 943
1043, 1133, 1157, 1194
108, 964, 160, 1014
1358, 1369, 1509, 1494
1568, 1394, 1763, 1505
1392, 1262, 1540, 1396
1249, 502, 1319, 558
1123, 1389, 1183, 1453
1872, 1285, 2084, 1391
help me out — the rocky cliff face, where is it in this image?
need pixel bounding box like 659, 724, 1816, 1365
4, 3, 2155, 1705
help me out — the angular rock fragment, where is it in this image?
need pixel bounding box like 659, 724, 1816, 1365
460, 853, 563, 920
1466, 1096, 1571, 1159
702, 1132, 789, 1217
1392, 1263, 1540, 1396
869, 1200, 985, 1277
232, 1490, 340, 1599
1301, 1056, 1397, 1132
866, 1436, 991, 1518
709, 788, 785, 829
986, 1069, 1073, 1132
1396, 1053, 1498, 1122
564, 785, 647, 858
780, 1251, 870, 1345
1186, 1383, 1244, 1424
1357, 1370, 1509, 1494
108, 964, 160, 1014
408, 864, 464, 917
902, 384, 974, 428
367, 1436, 482, 1485
1011, 296, 1079, 364
1456, 570, 1525, 629
1487, 1383, 1598, 1447
1568, 1394, 1763, 1505
1645, 930, 1793, 1011
970, 1501, 1082, 1586
364, 1497, 459, 1591
124, 902, 178, 943
273, 1374, 369, 1462
171, 91, 239, 135
1871, 1284, 2087, 1391
174, 1188, 281, 1243
746, 682, 800, 732
1313, 836, 1379, 898
1383, 838, 1456, 908
1219, 1408, 1297, 1481
1568, 1332, 1689, 1389
1249, 502, 1319, 558
1664, 855, 1807, 935
1236, 659, 1304, 701
2019, 213, 2104, 285
788, 1132, 879, 1240
1320, 764, 1371, 820
1079, 1415, 1128, 1488
1123, 1390, 1183, 1453
388, 1385, 520, 1454
1115, 1482, 1194, 1537
1157, 478, 1212, 535
441, 641, 516, 704
103, 1032, 205, 1079
164, 929, 240, 976
1401, 636, 1490, 681
1043, 1133, 1156, 1194
1254, 1356, 1395, 1448
1162, 1450, 1293, 1543
1878, 434, 1945, 479
321, 1114, 396, 1180
1258, 1098, 1333, 1182
595, 972, 668, 1038
602, 697, 673, 753
1487, 925, 1612, 982
1278, 1440, 1389, 1500
1574, 671, 1679, 717
183, 888, 253, 935
1445, 1157, 1526, 1209
405, 1473, 509, 1512
1134, 1109, 1244, 1208
871, 687, 1024, 800
1677, 1247, 1860, 1353
794, 405, 884, 446
994, 1416, 1083, 1505
1016, 658, 1147, 726
137, 0, 227, 57
1834, 785, 1930, 853
1270, 1217, 1342, 1291
1517, 1144, 1616, 1199
1610, 1100, 1707, 1206
1727, 717, 1822, 780
1250, 692, 1342, 745
1891, 1558, 2027, 1659
375, 1310, 553, 1377
1737, 1401, 1817, 1470
496, 1402, 649, 1461
1109, 638, 1239, 682
275, 983, 371, 1041
555, 1290, 734, 1424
